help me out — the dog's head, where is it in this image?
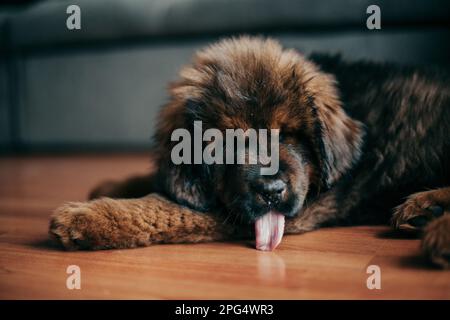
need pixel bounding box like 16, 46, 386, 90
154, 37, 364, 227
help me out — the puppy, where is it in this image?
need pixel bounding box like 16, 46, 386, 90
50, 37, 450, 268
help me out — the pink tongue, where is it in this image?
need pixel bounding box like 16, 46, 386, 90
255, 211, 285, 251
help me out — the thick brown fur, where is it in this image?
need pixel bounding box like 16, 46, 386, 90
50, 194, 241, 250
50, 37, 450, 268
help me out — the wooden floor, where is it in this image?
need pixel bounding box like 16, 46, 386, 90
0, 154, 449, 299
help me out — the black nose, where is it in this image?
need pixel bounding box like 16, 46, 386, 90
253, 179, 287, 205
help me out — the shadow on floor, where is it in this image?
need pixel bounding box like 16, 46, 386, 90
376, 228, 420, 240
29, 238, 66, 252
376, 229, 440, 270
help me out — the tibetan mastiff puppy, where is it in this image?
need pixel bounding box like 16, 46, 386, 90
50, 37, 450, 268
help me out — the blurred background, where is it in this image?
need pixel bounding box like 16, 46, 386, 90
1, 0, 449, 153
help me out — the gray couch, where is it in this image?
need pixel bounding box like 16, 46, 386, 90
1, 0, 449, 152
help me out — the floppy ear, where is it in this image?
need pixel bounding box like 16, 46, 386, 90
306, 69, 365, 188
153, 98, 215, 212
158, 163, 214, 212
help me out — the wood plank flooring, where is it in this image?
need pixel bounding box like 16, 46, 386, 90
0, 154, 448, 299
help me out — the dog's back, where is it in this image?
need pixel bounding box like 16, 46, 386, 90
312, 54, 450, 209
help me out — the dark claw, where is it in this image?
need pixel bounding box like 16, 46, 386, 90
407, 215, 430, 227
427, 205, 444, 217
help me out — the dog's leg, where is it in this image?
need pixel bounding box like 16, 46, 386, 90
50, 194, 239, 250
422, 214, 450, 269
392, 187, 450, 268
285, 191, 339, 234
88, 173, 158, 200
285, 163, 384, 234
392, 187, 450, 231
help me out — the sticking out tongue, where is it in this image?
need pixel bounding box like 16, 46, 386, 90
255, 211, 285, 251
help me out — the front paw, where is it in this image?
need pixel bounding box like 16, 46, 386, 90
392, 191, 444, 232
49, 202, 103, 250
422, 215, 450, 269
